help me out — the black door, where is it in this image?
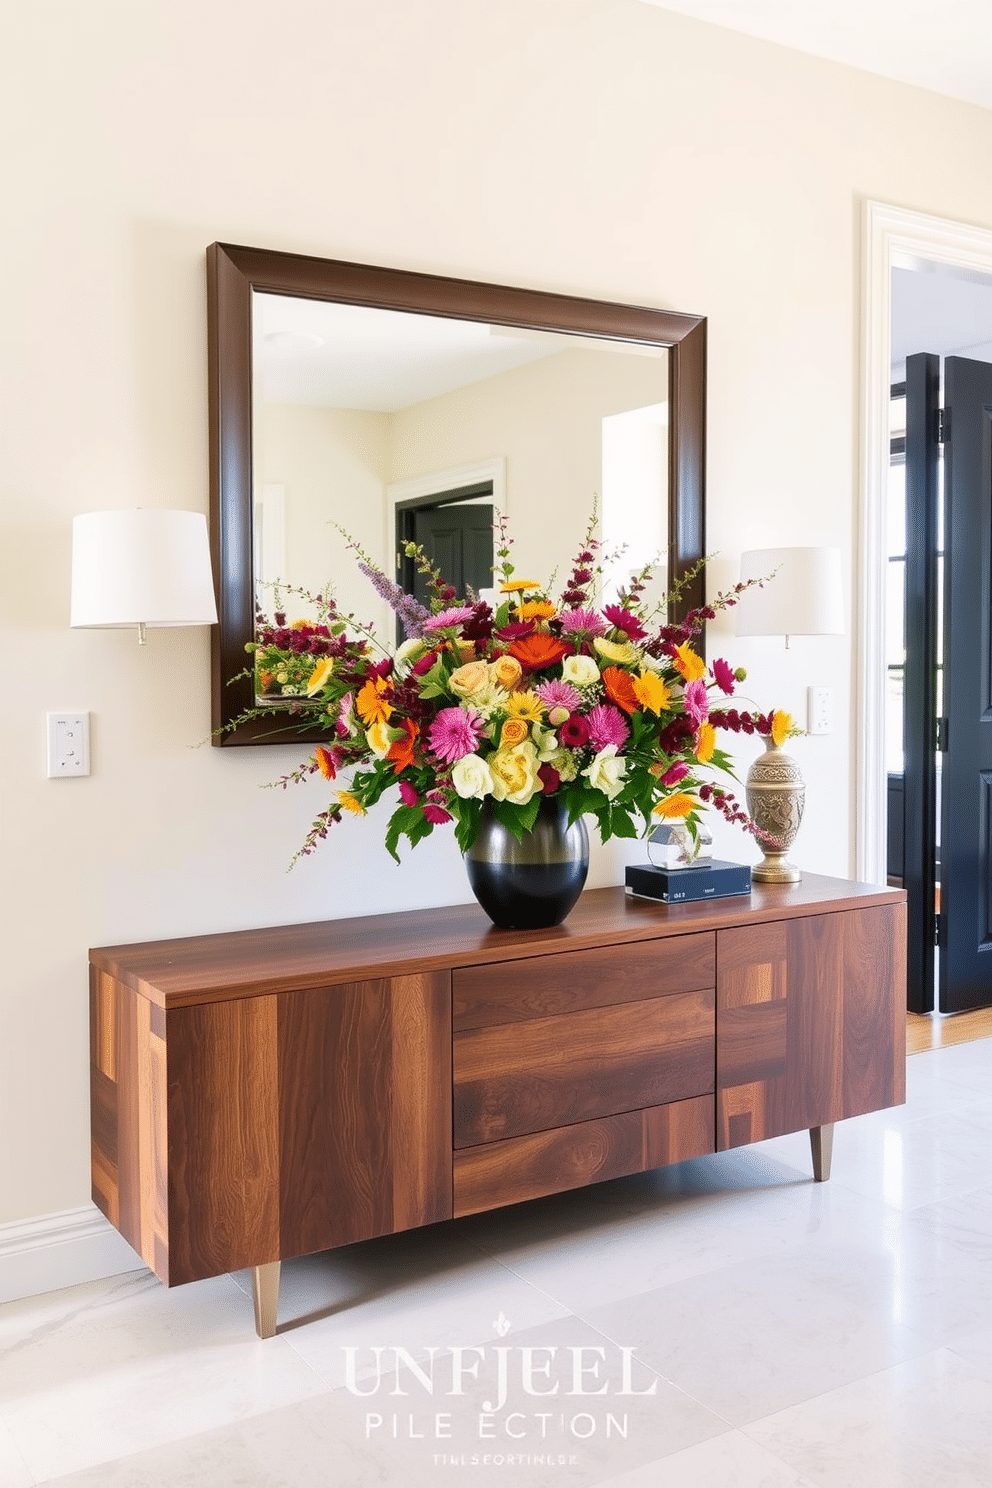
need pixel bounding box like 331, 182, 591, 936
396, 487, 494, 624
938, 355, 992, 1011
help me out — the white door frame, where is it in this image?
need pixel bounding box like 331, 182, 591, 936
858, 201, 992, 884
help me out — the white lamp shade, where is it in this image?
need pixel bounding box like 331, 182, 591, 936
71, 509, 218, 629
735, 546, 844, 639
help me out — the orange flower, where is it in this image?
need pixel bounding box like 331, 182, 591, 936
336, 790, 366, 816
601, 666, 638, 715
653, 792, 695, 819
386, 717, 418, 774
356, 674, 393, 726
695, 720, 716, 763
499, 579, 541, 593
508, 633, 571, 671
673, 643, 706, 683
500, 718, 530, 747
314, 746, 337, 780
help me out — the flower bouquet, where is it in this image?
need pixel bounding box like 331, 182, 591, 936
241, 512, 791, 900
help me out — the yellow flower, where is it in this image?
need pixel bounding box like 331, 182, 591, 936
653, 792, 695, 819
673, 643, 706, 682
499, 579, 541, 593
631, 670, 670, 716
336, 790, 366, 816
488, 741, 542, 804
449, 660, 490, 698
519, 599, 556, 622
505, 689, 545, 722
771, 709, 793, 747
305, 657, 335, 697
695, 720, 716, 763
490, 654, 523, 691
593, 636, 638, 665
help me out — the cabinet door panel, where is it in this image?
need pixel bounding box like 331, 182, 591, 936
717, 905, 906, 1149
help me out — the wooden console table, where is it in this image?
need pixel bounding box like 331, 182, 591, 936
89, 874, 906, 1337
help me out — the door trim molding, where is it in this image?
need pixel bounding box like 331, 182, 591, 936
859, 202, 992, 883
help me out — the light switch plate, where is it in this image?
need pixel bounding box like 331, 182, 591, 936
47, 712, 91, 777
807, 687, 832, 736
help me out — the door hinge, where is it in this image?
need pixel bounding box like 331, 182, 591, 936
937, 407, 948, 443
936, 716, 949, 751
934, 912, 944, 947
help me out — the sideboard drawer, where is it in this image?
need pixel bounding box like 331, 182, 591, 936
453, 1094, 715, 1216
452, 932, 715, 1031
453, 986, 715, 1147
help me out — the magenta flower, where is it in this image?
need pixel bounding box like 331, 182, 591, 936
712, 657, 736, 695
535, 679, 581, 712
399, 780, 418, 807
424, 606, 475, 631
603, 605, 648, 641
424, 801, 452, 824
427, 706, 484, 763
660, 760, 689, 787
560, 713, 591, 748
558, 608, 608, 637
586, 704, 630, 751
683, 679, 709, 725
538, 764, 561, 794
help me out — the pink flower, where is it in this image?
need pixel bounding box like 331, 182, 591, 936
427, 706, 484, 763
535, 679, 581, 712
712, 657, 736, 695
399, 780, 418, 806
683, 679, 709, 725
558, 608, 607, 637
660, 760, 689, 787
424, 802, 452, 824
336, 693, 354, 738
560, 713, 591, 748
602, 605, 648, 641
586, 703, 630, 751
424, 606, 475, 631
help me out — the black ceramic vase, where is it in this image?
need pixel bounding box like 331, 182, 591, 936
464, 796, 589, 930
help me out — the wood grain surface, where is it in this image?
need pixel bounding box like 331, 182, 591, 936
453, 1095, 715, 1216
453, 988, 714, 1147
89, 876, 905, 1011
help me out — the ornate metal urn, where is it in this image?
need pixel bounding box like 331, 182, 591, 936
745, 737, 806, 884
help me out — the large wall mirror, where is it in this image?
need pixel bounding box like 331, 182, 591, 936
208, 243, 706, 744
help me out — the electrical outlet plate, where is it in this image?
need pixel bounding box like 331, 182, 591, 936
807, 687, 832, 736
47, 712, 91, 777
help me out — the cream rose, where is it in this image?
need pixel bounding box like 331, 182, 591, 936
488, 740, 541, 804
583, 744, 627, 800
365, 719, 394, 759
451, 753, 496, 800
593, 637, 638, 665
394, 637, 427, 676
490, 654, 523, 691
449, 660, 490, 698
561, 653, 600, 687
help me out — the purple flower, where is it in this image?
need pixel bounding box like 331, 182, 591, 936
586, 704, 630, 751
357, 561, 431, 639
683, 679, 709, 726
558, 608, 608, 637
712, 657, 736, 695
427, 706, 484, 763
535, 679, 581, 712
424, 606, 475, 631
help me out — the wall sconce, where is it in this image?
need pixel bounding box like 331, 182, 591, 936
70, 509, 218, 644
734, 545, 844, 884
735, 545, 844, 647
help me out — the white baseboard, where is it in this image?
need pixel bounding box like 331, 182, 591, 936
0, 1205, 146, 1306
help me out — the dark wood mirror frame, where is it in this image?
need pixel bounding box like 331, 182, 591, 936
207, 242, 706, 745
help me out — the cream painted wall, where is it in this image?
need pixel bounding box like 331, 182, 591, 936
1, 0, 991, 1226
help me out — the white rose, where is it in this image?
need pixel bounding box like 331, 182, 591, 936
451, 753, 495, 800
395, 637, 427, 676
532, 725, 559, 762
583, 744, 627, 800
561, 654, 600, 687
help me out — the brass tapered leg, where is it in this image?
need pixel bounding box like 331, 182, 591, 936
810, 1123, 834, 1182
252, 1261, 281, 1338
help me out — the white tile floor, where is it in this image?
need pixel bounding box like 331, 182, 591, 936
2, 1037, 991, 1486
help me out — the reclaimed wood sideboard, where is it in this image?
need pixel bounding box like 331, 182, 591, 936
89, 874, 906, 1336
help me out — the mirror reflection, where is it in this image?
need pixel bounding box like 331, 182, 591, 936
250, 290, 669, 662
